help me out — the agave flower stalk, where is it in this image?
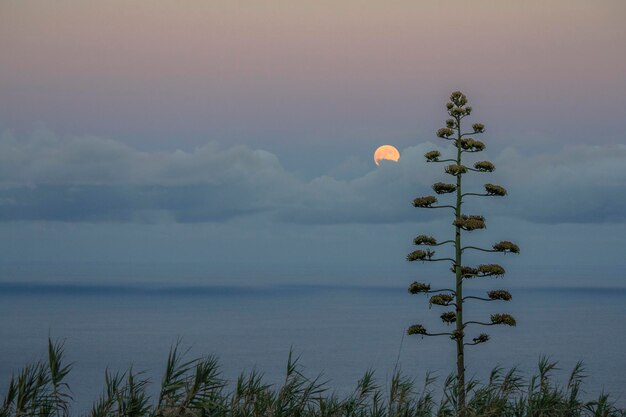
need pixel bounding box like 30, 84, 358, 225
406, 91, 520, 414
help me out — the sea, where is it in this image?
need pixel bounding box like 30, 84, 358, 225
1, 265, 625, 412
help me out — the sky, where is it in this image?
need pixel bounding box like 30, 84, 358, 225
0, 0, 625, 288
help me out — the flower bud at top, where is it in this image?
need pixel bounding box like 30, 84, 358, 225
450, 91, 467, 106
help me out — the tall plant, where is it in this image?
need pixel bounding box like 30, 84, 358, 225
406, 91, 519, 412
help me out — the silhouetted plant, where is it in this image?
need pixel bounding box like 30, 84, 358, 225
406, 91, 520, 414
2, 341, 625, 416
0, 338, 72, 417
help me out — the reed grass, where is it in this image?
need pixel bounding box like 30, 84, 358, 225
1, 339, 624, 417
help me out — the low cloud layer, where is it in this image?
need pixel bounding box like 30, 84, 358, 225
0, 130, 624, 224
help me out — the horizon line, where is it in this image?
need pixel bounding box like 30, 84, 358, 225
1, 282, 625, 296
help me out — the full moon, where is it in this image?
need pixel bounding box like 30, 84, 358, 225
374, 145, 400, 166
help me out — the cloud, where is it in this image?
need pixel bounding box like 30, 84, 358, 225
494, 145, 626, 223
0, 129, 299, 222
0, 129, 624, 224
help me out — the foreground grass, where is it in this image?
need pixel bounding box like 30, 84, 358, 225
1, 340, 623, 417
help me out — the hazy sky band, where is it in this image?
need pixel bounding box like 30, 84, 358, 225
1, 1, 625, 286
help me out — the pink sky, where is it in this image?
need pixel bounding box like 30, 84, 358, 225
1, 0, 625, 155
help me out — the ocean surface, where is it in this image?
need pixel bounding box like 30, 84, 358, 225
1, 281, 625, 411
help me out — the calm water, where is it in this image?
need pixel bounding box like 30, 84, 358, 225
1, 284, 624, 411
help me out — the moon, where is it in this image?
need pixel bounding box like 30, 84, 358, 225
374, 145, 400, 166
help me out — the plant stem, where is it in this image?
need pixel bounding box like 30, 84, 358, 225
455, 117, 466, 413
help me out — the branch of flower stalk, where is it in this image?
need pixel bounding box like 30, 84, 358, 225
421, 205, 457, 210
428, 159, 457, 163
460, 133, 484, 138
463, 321, 497, 328
461, 246, 498, 254
431, 302, 458, 308
462, 296, 498, 302
427, 289, 457, 294
461, 192, 491, 198
464, 340, 488, 346
407, 324, 453, 337
424, 332, 454, 337
426, 258, 457, 264
408, 282, 456, 296
428, 240, 456, 247
465, 314, 516, 327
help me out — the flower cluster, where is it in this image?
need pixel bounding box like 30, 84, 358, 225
477, 264, 506, 277
440, 312, 456, 324
458, 266, 478, 278
491, 314, 516, 326
446, 119, 457, 128
407, 249, 435, 262
473, 333, 490, 344
408, 282, 431, 294
413, 235, 437, 246
460, 264, 506, 278
432, 182, 457, 194
459, 138, 485, 152
445, 164, 467, 176
474, 161, 495, 172
492, 241, 520, 254
487, 290, 512, 301
413, 196, 437, 208
450, 91, 468, 107
485, 183, 507, 196
424, 150, 441, 162
449, 106, 472, 118
472, 123, 485, 133
436, 128, 454, 138
407, 324, 427, 335
454, 215, 486, 231
430, 294, 454, 306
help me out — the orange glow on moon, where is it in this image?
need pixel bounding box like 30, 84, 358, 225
374, 145, 400, 166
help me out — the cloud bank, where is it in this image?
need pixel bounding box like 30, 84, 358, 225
0, 130, 624, 224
